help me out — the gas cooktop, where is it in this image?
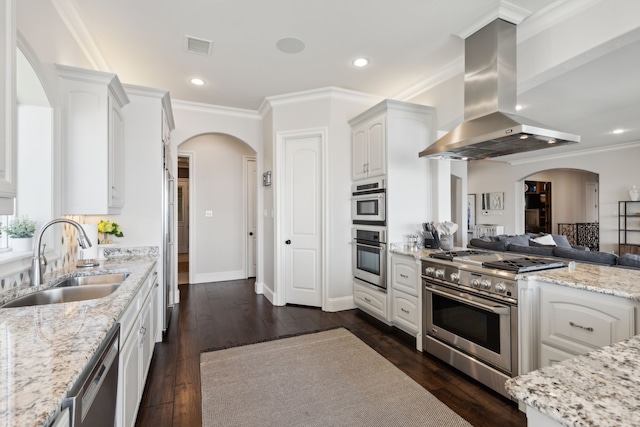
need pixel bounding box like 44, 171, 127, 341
482, 257, 566, 273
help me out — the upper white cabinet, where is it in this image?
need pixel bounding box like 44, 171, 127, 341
351, 117, 386, 180
57, 65, 129, 215
0, 0, 17, 211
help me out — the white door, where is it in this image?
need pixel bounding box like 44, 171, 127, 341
246, 158, 257, 277
585, 182, 598, 223
177, 178, 189, 254
283, 134, 322, 307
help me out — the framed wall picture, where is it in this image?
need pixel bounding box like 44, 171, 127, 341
467, 194, 476, 231
482, 192, 504, 210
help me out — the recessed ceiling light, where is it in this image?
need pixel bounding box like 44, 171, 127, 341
190, 78, 206, 86
276, 38, 305, 54
547, 139, 556, 144
613, 129, 625, 134
352, 58, 370, 67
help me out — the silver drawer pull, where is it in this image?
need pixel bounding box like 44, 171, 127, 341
400, 274, 409, 279
569, 321, 594, 332
400, 308, 410, 314
364, 297, 371, 303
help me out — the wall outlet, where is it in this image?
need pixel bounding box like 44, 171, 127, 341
205, 210, 213, 217
482, 210, 490, 216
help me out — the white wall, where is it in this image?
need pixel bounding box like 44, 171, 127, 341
467, 143, 640, 253
179, 134, 255, 283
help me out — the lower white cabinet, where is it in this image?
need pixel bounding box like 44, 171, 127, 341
390, 254, 422, 350
537, 282, 637, 368
117, 264, 159, 427
353, 281, 388, 322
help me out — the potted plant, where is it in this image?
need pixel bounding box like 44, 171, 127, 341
97, 219, 124, 244
4, 216, 37, 252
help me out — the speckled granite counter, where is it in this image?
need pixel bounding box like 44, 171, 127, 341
0, 248, 158, 427
505, 336, 640, 426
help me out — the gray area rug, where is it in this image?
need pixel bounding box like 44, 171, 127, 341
200, 328, 472, 426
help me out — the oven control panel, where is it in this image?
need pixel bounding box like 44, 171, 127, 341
422, 261, 517, 302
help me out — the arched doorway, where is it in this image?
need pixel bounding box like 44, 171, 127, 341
177, 133, 257, 284
523, 168, 599, 249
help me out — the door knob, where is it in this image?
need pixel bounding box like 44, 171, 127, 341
249, 232, 254, 236
285, 240, 291, 244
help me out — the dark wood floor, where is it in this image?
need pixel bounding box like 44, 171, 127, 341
136, 279, 526, 427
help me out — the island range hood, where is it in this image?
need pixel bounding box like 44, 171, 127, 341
419, 19, 580, 160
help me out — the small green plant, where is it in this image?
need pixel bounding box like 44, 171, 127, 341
4, 216, 37, 238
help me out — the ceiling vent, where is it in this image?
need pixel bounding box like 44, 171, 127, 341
184, 35, 213, 56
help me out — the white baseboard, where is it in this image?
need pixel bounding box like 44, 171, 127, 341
193, 270, 245, 284
324, 295, 357, 312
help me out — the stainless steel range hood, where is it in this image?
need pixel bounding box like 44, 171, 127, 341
419, 19, 579, 160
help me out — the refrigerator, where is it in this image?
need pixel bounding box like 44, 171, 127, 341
163, 146, 176, 332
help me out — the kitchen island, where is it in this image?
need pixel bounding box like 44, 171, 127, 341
0, 248, 158, 427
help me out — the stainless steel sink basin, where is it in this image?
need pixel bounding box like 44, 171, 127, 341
54, 273, 130, 288
2, 284, 121, 308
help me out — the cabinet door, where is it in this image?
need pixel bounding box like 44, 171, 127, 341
539, 342, 577, 368
391, 257, 419, 296
119, 325, 141, 427
540, 285, 635, 357
0, 0, 16, 202
109, 92, 125, 209
351, 125, 367, 180
140, 297, 153, 385
391, 293, 419, 334
366, 118, 386, 178
353, 282, 388, 320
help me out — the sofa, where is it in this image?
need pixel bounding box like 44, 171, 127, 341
468, 233, 640, 269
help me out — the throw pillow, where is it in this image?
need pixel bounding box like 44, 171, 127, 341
504, 235, 530, 247
550, 234, 572, 248
531, 234, 556, 247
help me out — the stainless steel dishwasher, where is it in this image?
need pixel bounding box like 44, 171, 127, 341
63, 324, 120, 427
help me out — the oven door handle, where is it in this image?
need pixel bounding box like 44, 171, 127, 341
426, 285, 510, 315
353, 240, 386, 250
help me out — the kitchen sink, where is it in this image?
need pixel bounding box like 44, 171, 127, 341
2, 284, 121, 308
54, 273, 130, 288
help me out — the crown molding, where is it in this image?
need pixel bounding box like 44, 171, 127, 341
392, 57, 463, 102
454, 1, 531, 40
172, 99, 262, 120
51, 0, 110, 71
505, 140, 640, 165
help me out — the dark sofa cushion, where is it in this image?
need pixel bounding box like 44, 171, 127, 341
553, 247, 618, 266
504, 235, 530, 247
508, 244, 555, 257
469, 238, 509, 251
550, 234, 572, 248
618, 253, 640, 269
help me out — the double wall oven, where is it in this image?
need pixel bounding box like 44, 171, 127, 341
352, 226, 386, 291
351, 179, 386, 226
422, 250, 564, 400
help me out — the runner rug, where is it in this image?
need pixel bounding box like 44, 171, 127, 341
200, 327, 472, 426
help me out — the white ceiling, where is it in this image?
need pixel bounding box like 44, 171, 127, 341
48, 0, 640, 160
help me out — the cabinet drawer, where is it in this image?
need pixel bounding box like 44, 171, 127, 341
353, 282, 388, 320
392, 259, 418, 296
392, 293, 419, 334
540, 285, 635, 355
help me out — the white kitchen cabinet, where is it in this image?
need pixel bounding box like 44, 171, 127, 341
537, 282, 637, 368
0, 0, 17, 210
117, 263, 158, 427
353, 281, 388, 322
390, 253, 422, 349
351, 117, 385, 180
57, 64, 129, 215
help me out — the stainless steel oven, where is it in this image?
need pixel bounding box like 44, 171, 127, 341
352, 227, 386, 291
351, 179, 386, 225
421, 256, 518, 400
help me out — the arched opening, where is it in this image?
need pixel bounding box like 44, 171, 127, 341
177, 133, 257, 285
521, 168, 599, 249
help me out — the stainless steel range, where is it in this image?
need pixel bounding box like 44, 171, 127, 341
422, 250, 565, 400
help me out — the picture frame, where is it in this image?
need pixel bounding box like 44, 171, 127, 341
482, 192, 504, 210
467, 194, 476, 231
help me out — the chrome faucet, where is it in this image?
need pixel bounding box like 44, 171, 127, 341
31, 218, 93, 286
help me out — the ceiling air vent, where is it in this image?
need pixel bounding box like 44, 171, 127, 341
185, 35, 213, 56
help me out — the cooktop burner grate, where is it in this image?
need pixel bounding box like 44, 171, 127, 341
481, 257, 565, 273
429, 250, 487, 261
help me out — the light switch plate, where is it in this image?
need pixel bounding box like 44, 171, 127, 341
205, 210, 213, 217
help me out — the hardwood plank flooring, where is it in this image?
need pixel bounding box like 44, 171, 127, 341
136, 280, 526, 427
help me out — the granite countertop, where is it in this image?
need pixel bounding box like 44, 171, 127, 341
505, 336, 640, 426
0, 248, 158, 427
